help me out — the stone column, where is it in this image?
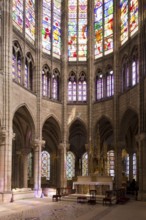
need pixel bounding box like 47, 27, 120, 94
58, 143, 67, 187
103, 142, 107, 175
21, 148, 31, 188
33, 139, 45, 197
114, 143, 122, 189
15, 150, 21, 187
113, 0, 121, 189
138, 0, 146, 133
135, 133, 146, 200
0, 0, 13, 203
60, 0, 68, 187
87, 0, 94, 175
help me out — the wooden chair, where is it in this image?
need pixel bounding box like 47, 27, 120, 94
103, 190, 113, 205
88, 190, 96, 204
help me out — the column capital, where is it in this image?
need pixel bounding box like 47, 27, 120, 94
32, 139, 45, 149
0, 128, 15, 145
58, 143, 65, 150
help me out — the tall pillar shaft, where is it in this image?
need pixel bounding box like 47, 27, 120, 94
87, 0, 94, 174
60, 0, 68, 187
0, 1, 13, 202
33, 139, 45, 197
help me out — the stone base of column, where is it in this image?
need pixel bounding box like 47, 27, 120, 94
34, 188, 42, 198
0, 191, 13, 203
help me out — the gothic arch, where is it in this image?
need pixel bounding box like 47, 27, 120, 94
42, 115, 62, 151
68, 118, 87, 157
12, 105, 35, 189
120, 108, 139, 152
94, 115, 114, 148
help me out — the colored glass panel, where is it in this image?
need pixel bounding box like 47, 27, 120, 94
41, 151, 50, 180
42, 0, 51, 54
133, 153, 137, 180
12, 0, 23, 32
68, 0, 87, 61
97, 76, 103, 100
52, 76, 58, 99
25, 0, 35, 43
107, 150, 115, 176
104, 0, 113, 54
68, 0, 77, 61
12, 55, 16, 79
53, 0, 61, 59
17, 59, 21, 83
78, 0, 87, 61
130, 0, 138, 36
82, 152, 88, 176
94, 0, 103, 58
66, 151, 75, 180
120, 0, 128, 44
24, 64, 28, 88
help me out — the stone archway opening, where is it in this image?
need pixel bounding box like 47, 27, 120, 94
12, 106, 35, 189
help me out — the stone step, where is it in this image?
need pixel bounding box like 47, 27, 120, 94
61, 194, 106, 204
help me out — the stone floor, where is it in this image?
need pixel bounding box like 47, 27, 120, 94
0, 197, 145, 220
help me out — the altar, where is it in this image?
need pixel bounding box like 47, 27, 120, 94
73, 175, 113, 195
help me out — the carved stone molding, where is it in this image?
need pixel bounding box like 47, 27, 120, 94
0, 127, 6, 144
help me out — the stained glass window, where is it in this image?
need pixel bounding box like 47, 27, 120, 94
125, 154, 129, 179
12, 47, 22, 83
41, 151, 50, 180
52, 73, 59, 100
17, 59, 21, 83
42, 66, 50, 97
106, 70, 114, 97
78, 73, 87, 101
12, 0, 23, 32
94, 0, 113, 59
24, 63, 29, 88
96, 74, 103, 100
66, 151, 75, 180
68, 0, 87, 61
132, 60, 136, 86
107, 150, 115, 176
53, 0, 61, 59
42, 0, 51, 54
104, 0, 113, 55
122, 59, 130, 91
12, 55, 16, 80
120, 0, 128, 44
82, 152, 88, 176
133, 153, 137, 180
13, 0, 35, 43
42, 0, 61, 59
120, 0, 138, 45
130, 0, 138, 36
68, 73, 77, 101
94, 0, 103, 58
25, 54, 33, 90
25, 0, 35, 42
